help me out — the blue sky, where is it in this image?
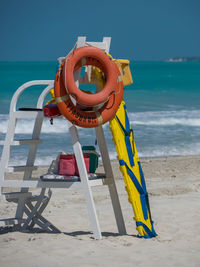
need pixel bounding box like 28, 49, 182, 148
0, 0, 199, 61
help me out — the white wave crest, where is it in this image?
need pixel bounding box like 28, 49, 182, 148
138, 142, 200, 158
128, 109, 200, 127
0, 117, 70, 134
9, 155, 56, 166
9, 145, 200, 166
0, 114, 110, 135
133, 118, 200, 126
41, 118, 69, 133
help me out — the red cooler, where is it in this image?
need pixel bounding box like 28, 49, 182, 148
58, 155, 76, 176
58, 154, 90, 176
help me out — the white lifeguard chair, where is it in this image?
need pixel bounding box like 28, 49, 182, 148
0, 37, 126, 239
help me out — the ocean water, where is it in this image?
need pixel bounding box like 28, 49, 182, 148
0, 61, 200, 166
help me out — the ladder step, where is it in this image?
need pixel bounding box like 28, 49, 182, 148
14, 110, 43, 119
5, 166, 39, 173
0, 139, 43, 146
12, 139, 43, 145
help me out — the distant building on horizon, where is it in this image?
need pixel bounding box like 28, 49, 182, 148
166, 57, 200, 62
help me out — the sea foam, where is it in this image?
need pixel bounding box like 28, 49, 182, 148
128, 109, 200, 127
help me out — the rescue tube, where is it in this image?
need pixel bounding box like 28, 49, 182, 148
62, 46, 121, 107
54, 61, 124, 128
110, 100, 157, 238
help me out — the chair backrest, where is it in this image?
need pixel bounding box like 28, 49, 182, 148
0, 81, 54, 196
76, 36, 111, 53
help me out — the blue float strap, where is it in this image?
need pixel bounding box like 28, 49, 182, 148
136, 221, 157, 239
119, 159, 148, 219
138, 161, 152, 222
119, 159, 157, 238
115, 105, 134, 167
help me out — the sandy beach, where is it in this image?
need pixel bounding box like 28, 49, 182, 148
0, 155, 200, 267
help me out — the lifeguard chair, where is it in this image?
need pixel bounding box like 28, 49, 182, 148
0, 37, 126, 239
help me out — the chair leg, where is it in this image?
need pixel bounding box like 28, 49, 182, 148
22, 189, 60, 233
21, 189, 46, 230
25, 202, 60, 233
26, 189, 51, 229
31, 212, 60, 233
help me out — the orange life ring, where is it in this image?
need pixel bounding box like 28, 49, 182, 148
54, 60, 124, 128
62, 46, 120, 107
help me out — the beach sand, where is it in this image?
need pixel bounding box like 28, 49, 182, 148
0, 156, 200, 266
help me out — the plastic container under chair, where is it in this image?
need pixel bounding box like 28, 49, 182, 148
82, 146, 99, 173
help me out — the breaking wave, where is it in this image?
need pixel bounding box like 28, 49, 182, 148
129, 109, 200, 127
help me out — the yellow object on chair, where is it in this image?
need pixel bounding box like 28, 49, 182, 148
115, 59, 133, 86
109, 100, 157, 238
45, 89, 56, 105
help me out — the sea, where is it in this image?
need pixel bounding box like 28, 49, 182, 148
0, 61, 200, 166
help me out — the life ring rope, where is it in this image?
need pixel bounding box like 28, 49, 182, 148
55, 94, 69, 103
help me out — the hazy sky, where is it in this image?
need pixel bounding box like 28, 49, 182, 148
0, 0, 199, 61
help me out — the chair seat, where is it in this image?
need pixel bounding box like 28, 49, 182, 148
2, 192, 32, 202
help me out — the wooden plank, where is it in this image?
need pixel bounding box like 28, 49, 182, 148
12, 139, 43, 145
5, 166, 39, 173
0, 179, 105, 189
14, 111, 43, 119
0, 116, 17, 185
0, 139, 43, 146
68, 122, 102, 239
96, 125, 127, 235
3, 192, 32, 200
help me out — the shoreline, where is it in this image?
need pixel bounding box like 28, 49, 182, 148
29, 154, 200, 180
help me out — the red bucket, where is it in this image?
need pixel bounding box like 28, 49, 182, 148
58, 154, 76, 176
75, 154, 90, 176
58, 154, 90, 176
